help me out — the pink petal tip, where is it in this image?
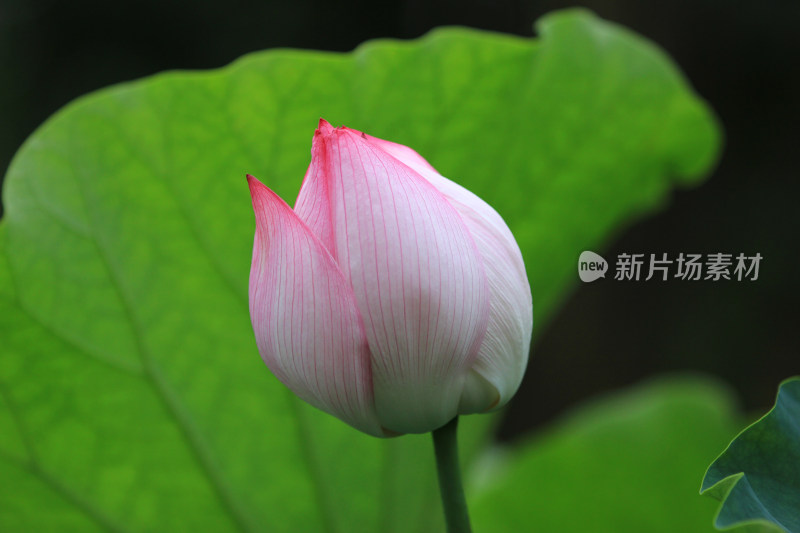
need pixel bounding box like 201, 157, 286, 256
317, 118, 334, 135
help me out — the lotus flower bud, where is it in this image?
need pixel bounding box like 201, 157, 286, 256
248, 119, 532, 436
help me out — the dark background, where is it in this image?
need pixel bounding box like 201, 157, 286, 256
1, 0, 797, 440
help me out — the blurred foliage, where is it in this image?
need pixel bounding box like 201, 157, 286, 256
470, 377, 740, 532
0, 9, 719, 532
701, 377, 800, 533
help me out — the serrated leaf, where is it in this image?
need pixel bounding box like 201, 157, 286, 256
700, 377, 800, 533
0, 9, 720, 532
469, 378, 739, 533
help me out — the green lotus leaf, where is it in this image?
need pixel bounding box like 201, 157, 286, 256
0, 9, 720, 532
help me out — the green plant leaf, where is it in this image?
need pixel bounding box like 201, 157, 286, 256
0, 9, 720, 532
700, 377, 800, 533
469, 377, 740, 533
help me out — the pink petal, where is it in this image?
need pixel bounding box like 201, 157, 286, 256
361, 134, 533, 412
248, 174, 383, 436
294, 123, 490, 434
454, 209, 532, 413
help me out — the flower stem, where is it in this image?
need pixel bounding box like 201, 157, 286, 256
432, 416, 472, 533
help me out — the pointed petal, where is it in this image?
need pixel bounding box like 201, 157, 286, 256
361, 135, 533, 412
294, 129, 490, 434
293, 121, 336, 254
247, 175, 383, 436
317, 117, 335, 135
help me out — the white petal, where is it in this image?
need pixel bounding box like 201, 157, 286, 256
248, 174, 383, 436
294, 122, 491, 433
364, 135, 533, 411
